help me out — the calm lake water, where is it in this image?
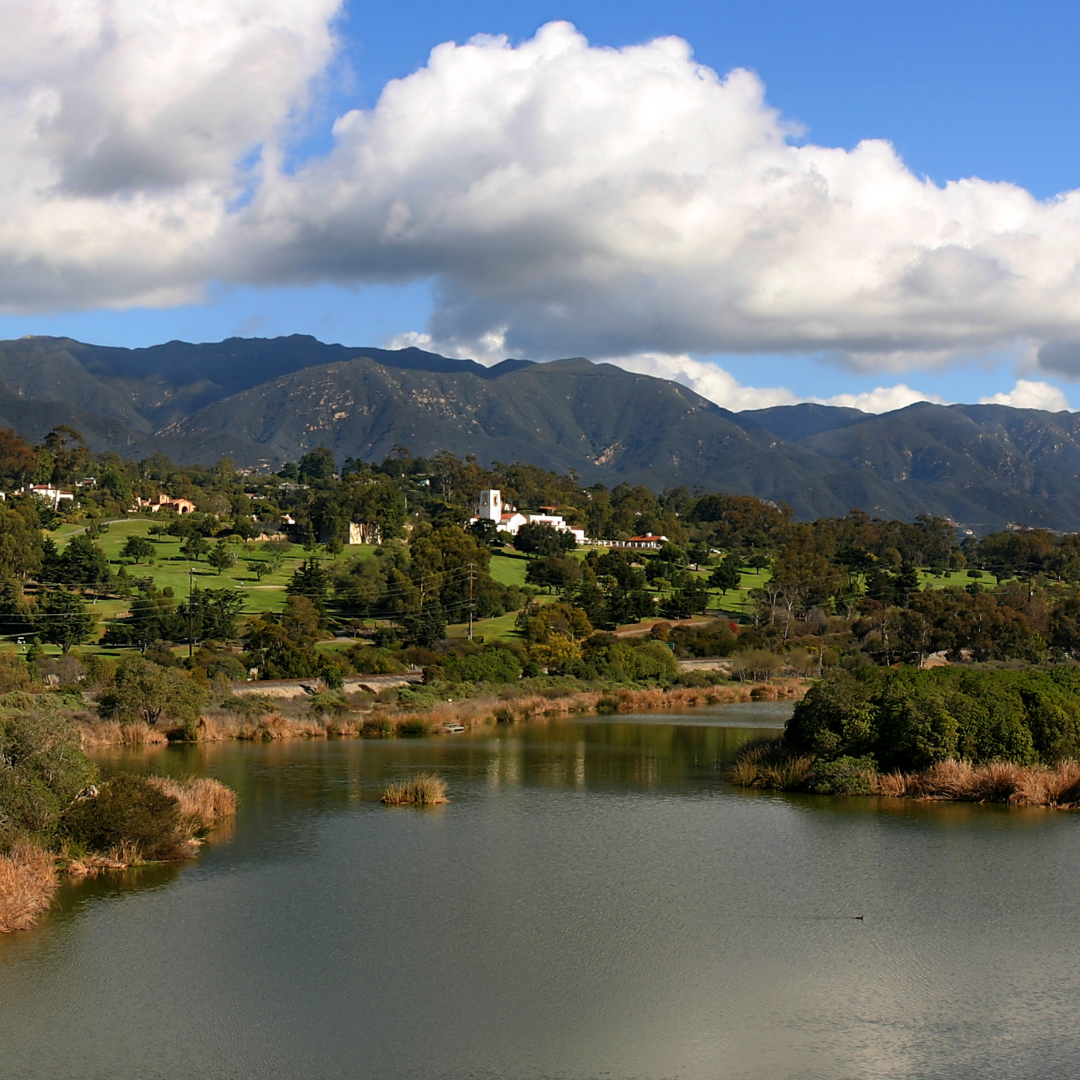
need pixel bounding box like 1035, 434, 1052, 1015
3, 701, 1080, 1080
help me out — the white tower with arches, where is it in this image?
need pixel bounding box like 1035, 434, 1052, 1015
478, 489, 502, 522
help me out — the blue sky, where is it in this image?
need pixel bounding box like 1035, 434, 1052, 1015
4, 0, 1080, 411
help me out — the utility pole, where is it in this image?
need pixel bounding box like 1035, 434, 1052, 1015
467, 562, 475, 641
188, 566, 195, 659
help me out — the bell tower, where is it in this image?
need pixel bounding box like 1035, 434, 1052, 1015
478, 489, 502, 522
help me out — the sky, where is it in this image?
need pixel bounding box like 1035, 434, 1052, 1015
3, 0, 1080, 412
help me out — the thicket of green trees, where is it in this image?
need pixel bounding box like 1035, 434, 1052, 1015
8, 424, 1080, 720
787, 667, 1080, 772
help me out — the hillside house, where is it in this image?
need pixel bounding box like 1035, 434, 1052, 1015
609, 533, 668, 550
317, 521, 383, 545
14, 485, 75, 508
473, 489, 587, 543
135, 493, 196, 514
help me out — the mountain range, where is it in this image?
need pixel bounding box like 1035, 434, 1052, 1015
3, 334, 1080, 532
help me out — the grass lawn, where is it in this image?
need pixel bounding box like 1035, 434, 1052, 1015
708, 565, 771, 617
46, 517, 356, 618
488, 549, 530, 588
446, 608, 524, 642
920, 568, 1003, 589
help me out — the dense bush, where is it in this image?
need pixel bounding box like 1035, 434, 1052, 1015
438, 646, 522, 684
0, 712, 97, 847
787, 667, 1080, 770
61, 774, 183, 860
347, 644, 407, 674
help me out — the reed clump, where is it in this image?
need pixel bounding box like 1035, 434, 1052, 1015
145, 776, 238, 826
380, 772, 449, 806
0, 844, 58, 933
728, 740, 815, 790
875, 759, 1080, 806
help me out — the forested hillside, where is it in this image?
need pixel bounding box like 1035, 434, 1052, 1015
1, 336, 1080, 529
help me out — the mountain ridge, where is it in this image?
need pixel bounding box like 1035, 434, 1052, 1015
3, 334, 1080, 532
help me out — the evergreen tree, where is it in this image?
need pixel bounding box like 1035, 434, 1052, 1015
36, 589, 95, 653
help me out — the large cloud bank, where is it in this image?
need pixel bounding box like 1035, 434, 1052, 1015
0, 0, 339, 308
4, 7, 1080, 396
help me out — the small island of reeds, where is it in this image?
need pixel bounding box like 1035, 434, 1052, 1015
732, 665, 1080, 806
380, 773, 449, 806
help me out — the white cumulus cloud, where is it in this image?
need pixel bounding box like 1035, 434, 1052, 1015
0, 0, 341, 309
611, 352, 943, 413
5, 10, 1080, 390
246, 21, 1080, 371
978, 379, 1071, 411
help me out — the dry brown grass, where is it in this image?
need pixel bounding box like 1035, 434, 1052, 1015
728, 741, 815, 790
146, 776, 238, 826
875, 759, 1080, 806
0, 844, 57, 932
198, 711, 327, 742
64, 839, 148, 878
71, 679, 809, 748
380, 772, 449, 806
78, 719, 169, 748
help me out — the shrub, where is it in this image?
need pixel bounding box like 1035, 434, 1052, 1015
786, 671, 879, 761
0, 652, 40, 693
810, 755, 877, 795
397, 718, 430, 737
0, 712, 97, 846
438, 646, 521, 684
306, 692, 349, 720
61, 774, 184, 861
360, 718, 393, 738
347, 645, 406, 675
221, 693, 277, 720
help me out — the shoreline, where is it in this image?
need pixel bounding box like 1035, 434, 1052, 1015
0, 776, 237, 935
731, 744, 1080, 809
76, 681, 809, 748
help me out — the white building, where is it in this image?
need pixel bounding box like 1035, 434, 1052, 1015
23, 485, 75, 508
473, 489, 587, 543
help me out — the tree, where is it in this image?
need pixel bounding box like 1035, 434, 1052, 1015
287, 557, 332, 613
43, 425, 88, 484
261, 538, 293, 570
513, 523, 577, 558
58, 533, 111, 588
526, 555, 582, 594
0, 428, 37, 488
177, 587, 245, 644
709, 556, 741, 595
242, 601, 322, 678
298, 447, 336, 483
97, 656, 207, 729
207, 541, 236, 575
121, 535, 155, 564
35, 588, 95, 653
180, 535, 210, 561
0, 504, 43, 580
467, 518, 501, 546
404, 603, 447, 648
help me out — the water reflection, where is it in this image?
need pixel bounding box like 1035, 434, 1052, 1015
3, 704, 1080, 1080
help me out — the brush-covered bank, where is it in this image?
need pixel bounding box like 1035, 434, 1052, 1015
75, 678, 808, 747
0, 709, 236, 933
732, 665, 1080, 806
